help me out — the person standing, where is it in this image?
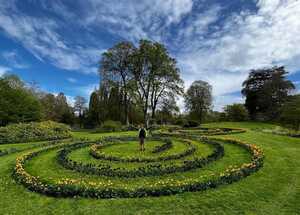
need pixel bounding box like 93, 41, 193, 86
138, 124, 147, 151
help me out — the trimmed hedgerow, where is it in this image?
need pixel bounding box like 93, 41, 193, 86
56, 138, 224, 178
89, 137, 196, 162
12, 136, 264, 199
0, 121, 72, 144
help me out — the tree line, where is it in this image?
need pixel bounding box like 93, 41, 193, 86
0, 40, 299, 130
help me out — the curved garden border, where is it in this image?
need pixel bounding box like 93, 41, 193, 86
157, 127, 246, 138
12, 135, 264, 199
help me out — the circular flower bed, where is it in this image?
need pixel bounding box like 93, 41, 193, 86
12, 128, 264, 199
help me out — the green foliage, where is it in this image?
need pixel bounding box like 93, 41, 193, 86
280, 95, 300, 131
242, 66, 295, 120
39, 92, 74, 125
94, 120, 122, 133
156, 96, 180, 124
183, 120, 200, 128
0, 121, 72, 144
88, 91, 101, 127
0, 75, 42, 126
224, 103, 248, 121
101, 40, 184, 125
184, 80, 212, 123
100, 41, 136, 125
174, 118, 187, 126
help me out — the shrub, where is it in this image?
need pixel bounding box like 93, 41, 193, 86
121, 124, 138, 131
224, 103, 248, 121
183, 120, 199, 128
94, 120, 122, 133
0, 121, 72, 144
174, 119, 187, 126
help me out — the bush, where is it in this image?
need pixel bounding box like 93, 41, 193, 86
224, 104, 248, 121
94, 121, 122, 133
121, 124, 138, 131
0, 121, 72, 144
280, 95, 300, 131
174, 119, 187, 126
183, 120, 199, 128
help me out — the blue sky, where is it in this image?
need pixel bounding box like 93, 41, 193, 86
0, 0, 300, 111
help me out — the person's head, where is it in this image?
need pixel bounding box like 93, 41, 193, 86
140, 124, 144, 128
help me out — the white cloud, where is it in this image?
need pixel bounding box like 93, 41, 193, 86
177, 0, 300, 110
76, 0, 194, 43
214, 94, 245, 112
0, 4, 103, 74
67, 78, 77, 83
1, 50, 29, 69
0, 66, 10, 77
65, 95, 75, 107
78, 83, 98, 97
1, 0, 300, 111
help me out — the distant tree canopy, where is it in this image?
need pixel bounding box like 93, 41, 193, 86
184, 80, 212, 123
0, 75, 42, 126
242, 66, 295, 121
224, 103, 248, 121
99, 40, 184, 126
280, 95, 300, 130
156, 95, 180, 124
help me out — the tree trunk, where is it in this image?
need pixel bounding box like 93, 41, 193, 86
151, 107, 155, 119
199, 108, 203, 124
124, 92, 129, 125
143, 109, 148, 128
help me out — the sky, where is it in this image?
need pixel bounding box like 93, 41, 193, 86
0, 0, 300, 111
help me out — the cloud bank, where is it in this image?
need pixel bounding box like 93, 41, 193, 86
0, 0, 299, 110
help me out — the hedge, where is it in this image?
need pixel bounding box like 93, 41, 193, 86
0, 121, 72, 144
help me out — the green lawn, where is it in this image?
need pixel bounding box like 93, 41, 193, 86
0, 122, 299, 214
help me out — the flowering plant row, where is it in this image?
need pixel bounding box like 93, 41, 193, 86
156, 127, 246, 138
12, 136, 264, 199
151, 138, 173, 153
90, 137, 196, 163
0, 121, 72, 144
56, 139, 224, 178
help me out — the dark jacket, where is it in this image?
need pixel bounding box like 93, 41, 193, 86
138, 128, 146, 138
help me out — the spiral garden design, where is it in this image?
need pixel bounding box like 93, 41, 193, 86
11, 128, 264, 199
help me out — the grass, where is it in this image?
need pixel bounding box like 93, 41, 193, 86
0, 122, 299, 214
